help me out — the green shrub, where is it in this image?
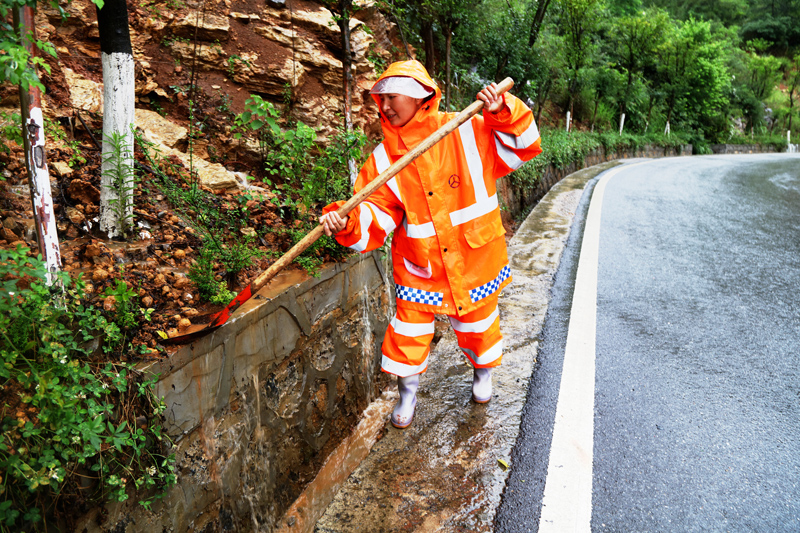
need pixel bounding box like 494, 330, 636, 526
0, 111, 22, 157
102, 131, 136, 239
234, 96, 368, 210
508, 128, 691, 188
187, 246, 236, 306
725, 131, 789, 151
0, 246, 175, 531
137, 132, 264, 303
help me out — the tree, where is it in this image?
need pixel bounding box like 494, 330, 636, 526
10, 4, 61, 284
673, 19, 731, 138
433, 0, 474, 110
396, 0, 440, 74
0, 0, 54, 91
607, 8, 669, 126
647, 0, 748, 27
740, 0, 800, 54
96, 0, 135, 239
743, 40, 784, 101
785, 54, 800, 133
322, 0, 358, 183
397, 0, 474, 110
586, 62, 623, 130
554, 0, 605, 121
528, 0, 555, 47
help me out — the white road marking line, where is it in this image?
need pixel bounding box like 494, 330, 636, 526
538, 163, 646, 532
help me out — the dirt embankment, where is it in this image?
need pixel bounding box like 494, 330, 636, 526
0, 0, 406, 354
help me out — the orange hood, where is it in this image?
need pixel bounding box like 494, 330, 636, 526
371, 60, 442, 140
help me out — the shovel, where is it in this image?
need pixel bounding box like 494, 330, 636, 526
165, 77, 514, 344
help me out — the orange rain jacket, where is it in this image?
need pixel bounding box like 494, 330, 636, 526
324, 61, 542, 316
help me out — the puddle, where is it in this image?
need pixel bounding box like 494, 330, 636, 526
768, 172, 798, 191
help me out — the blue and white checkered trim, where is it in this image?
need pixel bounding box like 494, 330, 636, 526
395, 284, 444, 306
469, 265, 511, 303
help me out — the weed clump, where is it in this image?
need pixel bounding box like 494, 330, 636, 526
0, 246, 176, 531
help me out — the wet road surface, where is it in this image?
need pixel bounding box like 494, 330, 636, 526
497, 153, 800, 532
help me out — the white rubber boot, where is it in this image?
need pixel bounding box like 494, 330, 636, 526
472, 367, 493, 404
391, 374, 419, 429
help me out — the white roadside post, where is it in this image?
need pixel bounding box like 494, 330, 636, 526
14, 6, 62, 285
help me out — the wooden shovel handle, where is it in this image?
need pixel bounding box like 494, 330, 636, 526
250, 77, 515, 293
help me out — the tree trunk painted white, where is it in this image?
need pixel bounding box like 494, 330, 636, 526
97, 0, 135, 239
99, 52, 135, 239
14, 6, 61, 285
566, 111, 571, 132
22, 99, 62, 284
665, 121, 670, 136
619, 113, 626, 135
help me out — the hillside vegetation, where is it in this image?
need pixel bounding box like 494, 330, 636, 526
387, 0, 799, 149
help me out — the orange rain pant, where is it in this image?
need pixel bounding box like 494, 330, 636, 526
380, 296, 503, 377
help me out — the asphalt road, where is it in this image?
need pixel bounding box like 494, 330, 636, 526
496, 154, 800, 532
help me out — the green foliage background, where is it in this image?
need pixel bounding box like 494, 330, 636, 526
388, 0, 800, 144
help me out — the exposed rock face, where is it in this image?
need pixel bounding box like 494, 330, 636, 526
34, 0, 405, 191
135, 109, 240, 192
172, 10, 231, 42
134, 108, 187, 148
62, 67, 104, 115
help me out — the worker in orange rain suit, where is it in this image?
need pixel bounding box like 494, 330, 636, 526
320, 60, 542, 428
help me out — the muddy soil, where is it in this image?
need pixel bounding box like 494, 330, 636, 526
0, 0, 357, 359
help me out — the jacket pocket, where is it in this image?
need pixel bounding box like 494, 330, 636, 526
464, 217, 506, 248
393, 235, 431, 268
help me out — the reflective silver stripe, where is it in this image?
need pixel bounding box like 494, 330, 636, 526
390, 314, 435, 337
381, 353, 429, 377
386, 177, 404, 205
450, 119, 498, 226
352, 203, 394, 252
364, 201, 397, 235
461, 340, 503, 365
495, 136, 525, 170
495, 120, 540, 150
450, 193, 499, 226
352, 204, 374, 252
403, 218, 436, 239
373, 143, 391, 173
459, 119, 488, 201
449, 307, 499, 334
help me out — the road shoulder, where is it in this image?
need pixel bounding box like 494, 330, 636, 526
314, 161, 623, 533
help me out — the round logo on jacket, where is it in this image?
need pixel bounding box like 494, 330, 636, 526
448, 174, 461, 188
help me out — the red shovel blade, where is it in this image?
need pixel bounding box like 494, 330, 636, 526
209, 284, 253, 327
162, 283, 254, 344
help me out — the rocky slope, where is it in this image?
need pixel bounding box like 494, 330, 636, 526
0, 0, 406, 353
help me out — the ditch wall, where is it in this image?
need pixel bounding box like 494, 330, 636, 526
75, 251, 393, 532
